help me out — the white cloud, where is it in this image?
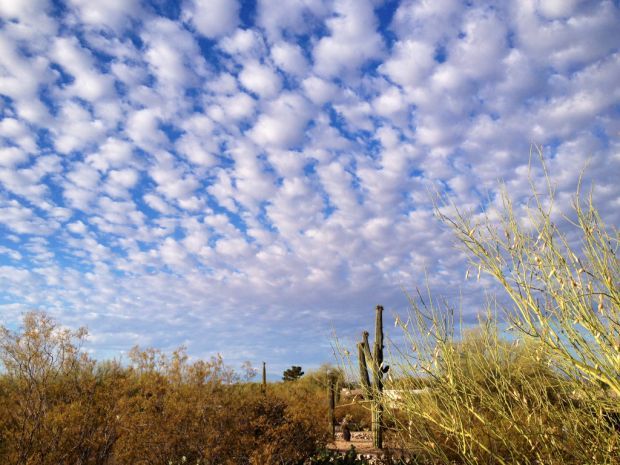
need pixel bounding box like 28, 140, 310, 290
222, 92, 256, 120
126, 108, 167, 151
142, 17, 206, 93
313, 0, 384, 77
143, 193, 174, 215
87, 138, 135, 172
67, 163, 101, 190
219, 28, 264, 57
249, 92, 313, 148
0, 200, 55, 235
0, 147, 29, 167
266, 175, 324, 237
380, 40, 435, 87
271, 41, 308, 76
537, 0, 583, 19
0, 118, 36, 152
257, 0, 330, 39
175, 114, 219, 166
450, 9, 507, 80
67, 221, 88, 235
108, 168, 139, 189
0, 31, 52, 124
53, 102, 107, 154
183, 0, 239, 38
149, 163, 200, 203
0, 155, 60, 205
160, 236, 190, 269
512, 0, 620, 71
51, 36, 116, 102
301, 76, 337, 105
67, 0, 140, 32
176, 134, 218, 167
238, 60, 282, 98
372, 85, 408, 123
333, 92, 374, 132
0, 0, 56, 32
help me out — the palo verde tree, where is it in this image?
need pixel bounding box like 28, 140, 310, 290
439, 158, 619, 396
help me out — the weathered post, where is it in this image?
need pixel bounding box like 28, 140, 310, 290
262, 361, 267, 394
357, 305, 385, 449
328, 370, 336, 440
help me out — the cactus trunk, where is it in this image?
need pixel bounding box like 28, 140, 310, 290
372, 403, 383, 449
262, 361, 267, 394
328, 373, 336, 439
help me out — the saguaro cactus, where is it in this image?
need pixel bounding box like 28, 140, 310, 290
357, 305, 385, 449
262, 361, 267, 394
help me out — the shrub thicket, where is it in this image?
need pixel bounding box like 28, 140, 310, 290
0, 312, 329, 465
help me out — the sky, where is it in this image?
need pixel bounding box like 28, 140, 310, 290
0, 0, 619, 378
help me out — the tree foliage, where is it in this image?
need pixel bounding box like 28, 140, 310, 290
282, 365, 304, 382
439, 164, 619, 395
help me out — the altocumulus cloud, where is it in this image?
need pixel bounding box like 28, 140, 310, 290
0, 0, 618, 374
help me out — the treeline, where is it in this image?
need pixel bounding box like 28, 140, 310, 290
0, 312, 329, 465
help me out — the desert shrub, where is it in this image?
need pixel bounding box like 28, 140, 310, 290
0, 312, 122, 465
112, 347, 330, 465
0, 313, 331, 465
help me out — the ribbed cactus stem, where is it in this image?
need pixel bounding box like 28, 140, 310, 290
357, 340, 371, 391
262, 361, 266, 394
374, 305, 384, 377
372, 305, 384, 449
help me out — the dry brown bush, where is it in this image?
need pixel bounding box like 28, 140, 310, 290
0, 312, 331, 465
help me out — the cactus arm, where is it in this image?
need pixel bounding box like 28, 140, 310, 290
362, 331, 375, 376
357, 341, 371, 392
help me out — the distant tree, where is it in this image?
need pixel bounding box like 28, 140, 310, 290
282, 365, 304, 381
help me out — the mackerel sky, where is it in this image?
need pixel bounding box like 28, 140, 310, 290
0, 0, 619, 375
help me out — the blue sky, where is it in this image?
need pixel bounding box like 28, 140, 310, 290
0, 0, 619, 378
